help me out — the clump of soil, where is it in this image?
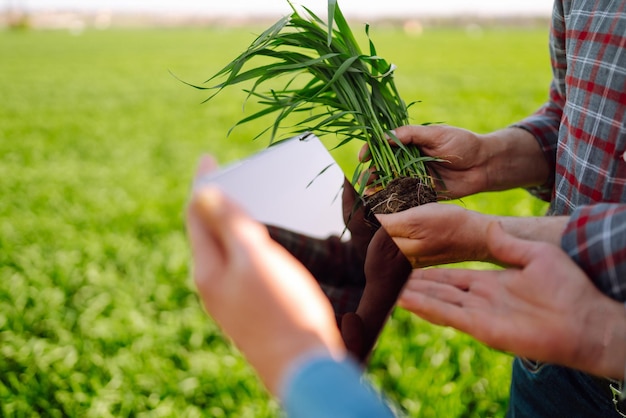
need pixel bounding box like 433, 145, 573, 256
364, 176, 437, 215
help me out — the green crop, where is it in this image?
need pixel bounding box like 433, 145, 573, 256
192, 0, 441, 195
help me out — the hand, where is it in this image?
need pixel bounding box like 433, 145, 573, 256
377, 203, 569, 268
187, 156, 346, 395
339, 178, 412, 363
391, 125, 491, 198
377, 203, 492, 267
347, 225, 411, 362
360, 125, 489, 199
341, 177, 376, 264
399, 222, 626, 379
359, 125, 549, 198
262, 177, 410, 364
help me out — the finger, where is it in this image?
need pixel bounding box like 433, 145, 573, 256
193, 186, 268, 276
376, 208, 415, 238
186, 194, 225, 287
195, 154, 218, 178
192, 155, 220, 192
357, 229, 412, 337
403, 270, 470, 305
412, 267, 504, 301
416, 267, 474, 290
393, 125, 438, 147
401, 283, 509, 354
342, 184, 373, 242
486, 221, 541, 268
358, 144, 371, 162
398, 284, 471, 329
341, 177, 358, 221
358, 166, 378, 189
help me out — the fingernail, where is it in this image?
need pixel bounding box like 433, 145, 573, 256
196, 186, 224, 223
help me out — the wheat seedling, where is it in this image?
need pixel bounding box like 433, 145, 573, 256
192, 0, 441, 206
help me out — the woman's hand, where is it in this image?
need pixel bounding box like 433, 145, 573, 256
187, 156, 346, 395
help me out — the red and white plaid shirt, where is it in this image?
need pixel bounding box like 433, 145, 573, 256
515, 0, 626, 302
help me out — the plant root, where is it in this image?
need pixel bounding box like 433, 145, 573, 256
364, 176, 437, 216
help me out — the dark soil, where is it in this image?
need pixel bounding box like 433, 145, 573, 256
364, 176, 437, 215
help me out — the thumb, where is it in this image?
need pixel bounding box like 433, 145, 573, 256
194, 154, 219, 181
376, 209, 413, 238
486, 221, 536, 268
193, 186, 267, 266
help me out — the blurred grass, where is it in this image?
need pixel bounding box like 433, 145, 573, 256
0, 22, 550, 417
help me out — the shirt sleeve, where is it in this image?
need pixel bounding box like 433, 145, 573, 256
561, 203, 626, 302
280, 355, 397, 418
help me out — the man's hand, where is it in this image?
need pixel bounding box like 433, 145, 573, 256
378, 202, 569, 268
388, 125, 491, 198
398, 222, 626, 379
377, 203, 492, 267
360, 125, 550, 199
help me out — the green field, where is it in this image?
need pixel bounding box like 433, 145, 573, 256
1, 22, 550, 417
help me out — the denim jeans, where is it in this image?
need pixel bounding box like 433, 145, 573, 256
507, 357, 624, 418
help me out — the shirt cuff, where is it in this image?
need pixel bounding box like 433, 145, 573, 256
279, 351, 395, 418
508, 123, 556, 202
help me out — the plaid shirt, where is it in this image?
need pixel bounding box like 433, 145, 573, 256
515, 0, 626, 302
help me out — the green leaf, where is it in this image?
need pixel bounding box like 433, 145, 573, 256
306, 162, 336, 188
195, 0, 438, 192
327, 0, 337, 46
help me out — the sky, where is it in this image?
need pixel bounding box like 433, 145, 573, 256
15, 0, 553, 18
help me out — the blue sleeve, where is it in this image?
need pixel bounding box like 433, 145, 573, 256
281, 355, 397, 418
